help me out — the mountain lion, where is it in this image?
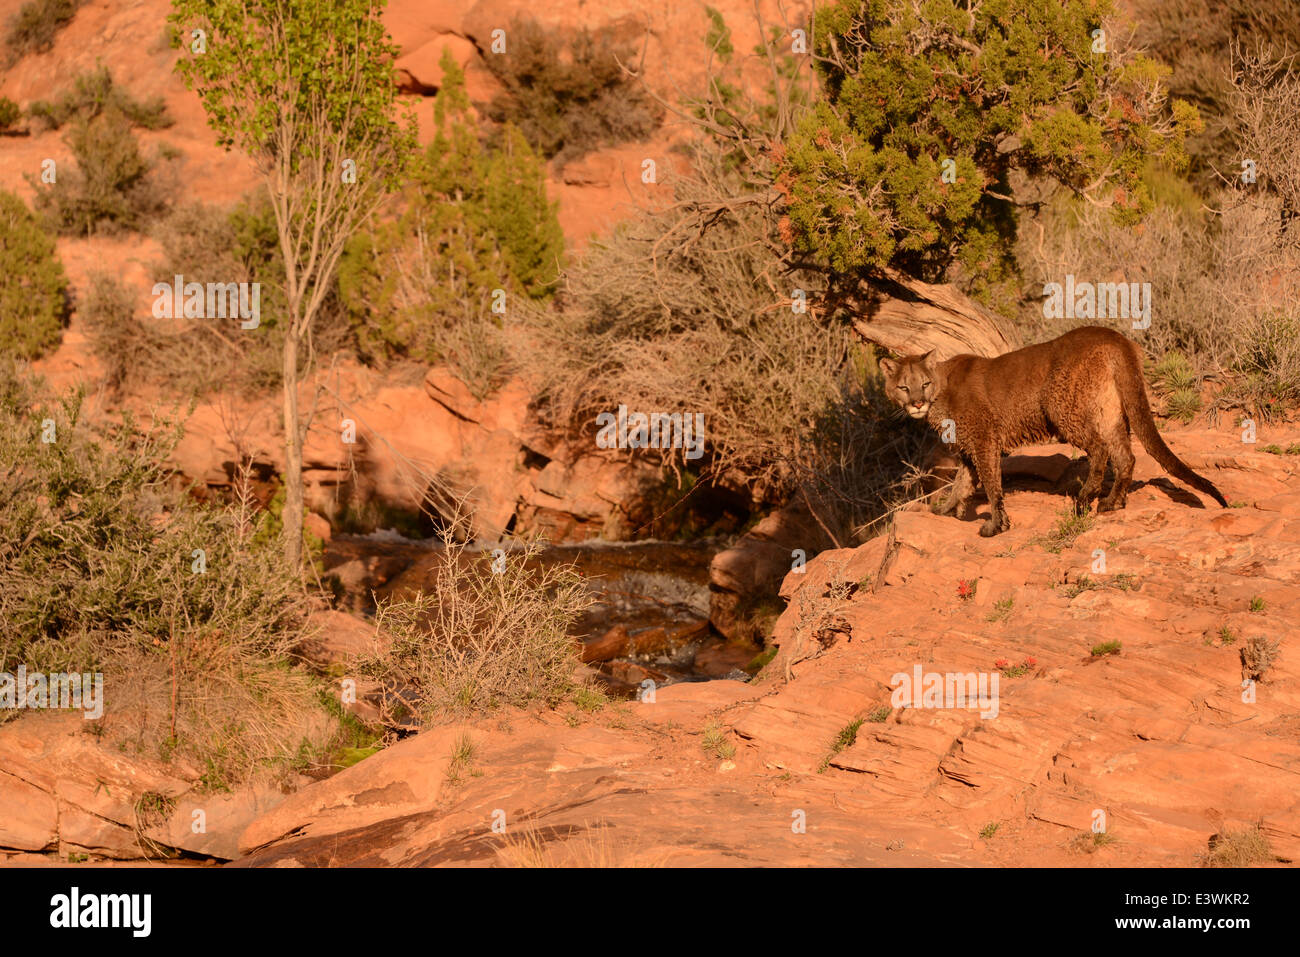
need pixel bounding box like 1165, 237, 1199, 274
879, 326, 1228, 537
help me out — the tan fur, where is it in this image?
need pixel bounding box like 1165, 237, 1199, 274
879, 326, 1228, 537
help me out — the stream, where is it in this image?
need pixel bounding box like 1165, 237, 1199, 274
322, 533, 760, 695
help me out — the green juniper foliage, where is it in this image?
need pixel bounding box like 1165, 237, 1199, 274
339, 50, 562, 389
780, 0, 1199, 300
0, 189, 69, 358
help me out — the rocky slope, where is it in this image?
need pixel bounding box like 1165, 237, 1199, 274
10, 424, 1293, 866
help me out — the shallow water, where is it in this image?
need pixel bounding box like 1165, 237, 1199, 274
322, 533, 758, 694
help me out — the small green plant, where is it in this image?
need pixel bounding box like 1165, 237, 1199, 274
66, 852, 89, 863
1038, 508, 1095, 554
817, 717, 865, 772
445, 732, 478, 785
0, 96, 21, 132
979, 822, 1000, 839
986, 596, 1014, 622
702, 721, 736, 761
867, 705, 892, 723
1165, 388, 1201, 422
746, 645, 778, 672
1090, 640, 1122, 657
573, 685, 608, 713
1217, 625, 1236, 646
1151, 351, 1198, 394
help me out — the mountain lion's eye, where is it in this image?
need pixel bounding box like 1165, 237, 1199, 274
899, 385, 910, 392
922, 382, 931, 389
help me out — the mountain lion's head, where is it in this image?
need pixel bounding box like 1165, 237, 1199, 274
879, 351, 942, 419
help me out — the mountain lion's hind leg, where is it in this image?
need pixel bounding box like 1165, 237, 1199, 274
1098, 428, 1135, 513
1075, 442, 1110, 514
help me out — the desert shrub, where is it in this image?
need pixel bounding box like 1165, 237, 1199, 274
338, 51, 562, 394
1129, 0, 1300, 192
1228, 43, 1300, 245
1230, 308, 1300, 417
482, 16, 662, 165
0, 363, 333, 784
27, 64, 171, 131
0, 96, 21, 132
82, 194, 351, 395
360, 539, 592, 721
4, 0, 78, 63
0, 188, 69, 358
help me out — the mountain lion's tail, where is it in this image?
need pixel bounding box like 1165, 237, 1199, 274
1118, 342, 1228, 507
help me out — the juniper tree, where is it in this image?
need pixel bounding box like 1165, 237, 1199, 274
781, 0, 1200, 305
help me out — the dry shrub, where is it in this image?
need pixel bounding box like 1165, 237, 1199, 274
1240, 634, 1280, 683
482, 16, 662, 165
360, 537, 592, 722
1206, 826, 1274, 867
0, 364, 334, 787
1016, 42, 1300, 421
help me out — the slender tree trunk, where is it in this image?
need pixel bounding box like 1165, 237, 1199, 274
281, 327, 304, 574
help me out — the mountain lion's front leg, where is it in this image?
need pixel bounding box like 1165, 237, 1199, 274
972, 446, 1010, 537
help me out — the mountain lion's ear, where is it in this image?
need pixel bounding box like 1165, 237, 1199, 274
917, 349, 935, 367
879, 356, 900, 379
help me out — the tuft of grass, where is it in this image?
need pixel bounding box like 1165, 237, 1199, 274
445, 732, 478, 785
701, 720, 736, 761
979, 822, 1000, 839
1070, 830, 1117, 853
817, 717, 865, 772
985, 596, 1014, 622
1090, 640, 1122, 658
572, 685, 609, 713
867, 705, 892, 723
494, 821, 674, 868
1037, 508, 1094, 554
1217, 625, 1236, 646
1206, 826, 1274, 867
1165, 388, 1202, 423
1249, 595, 1266, 613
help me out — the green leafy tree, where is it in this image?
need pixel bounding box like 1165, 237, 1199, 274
169, 0, 415, 573
0, 189, 68, 358
780, 0, 1200, 300
338, 51, 561, 391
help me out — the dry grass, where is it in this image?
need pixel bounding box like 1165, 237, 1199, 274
494, 821, 676, 868
1206, 826, 1274, 867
